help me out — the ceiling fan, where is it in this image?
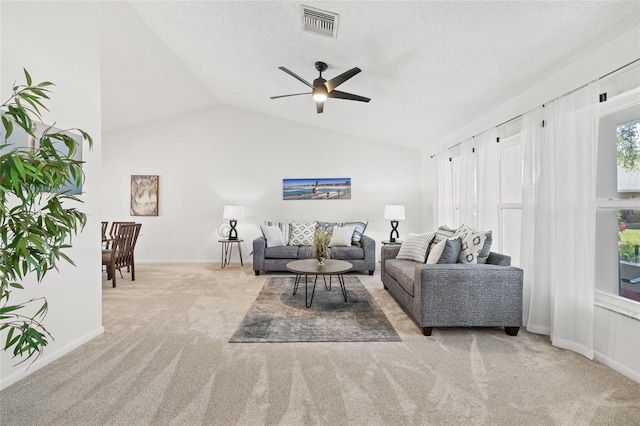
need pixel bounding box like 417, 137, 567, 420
270, 61, 371, 114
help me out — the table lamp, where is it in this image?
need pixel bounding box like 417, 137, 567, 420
223, 205, 244, 240
384, 205, 405, 243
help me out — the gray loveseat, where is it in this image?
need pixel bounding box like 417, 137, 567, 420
381, 244, 523, 336
253, 234, 376, 276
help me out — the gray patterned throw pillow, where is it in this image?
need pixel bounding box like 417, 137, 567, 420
289, 221, 316, 246
457, 229, 488, 264
316, 221, 344, 237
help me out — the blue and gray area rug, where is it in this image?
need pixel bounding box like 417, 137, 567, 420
230, 276, 401, 343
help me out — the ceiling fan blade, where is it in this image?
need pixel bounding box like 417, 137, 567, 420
328, 90, 371, 103
278, 67, 313, 88
316, 101, 324, 114
270, 92, 311, 99
325, 67, 361, 92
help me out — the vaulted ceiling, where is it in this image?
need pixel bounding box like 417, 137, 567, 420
101, 1, 640, 151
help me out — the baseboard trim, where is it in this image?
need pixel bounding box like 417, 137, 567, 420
0, 326, 105, 391
594, 350, 640, 384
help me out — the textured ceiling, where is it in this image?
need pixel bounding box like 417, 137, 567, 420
101, 1, 640, 151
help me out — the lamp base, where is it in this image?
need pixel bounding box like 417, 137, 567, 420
389, 220, 399, 243
228, 220, 238, 240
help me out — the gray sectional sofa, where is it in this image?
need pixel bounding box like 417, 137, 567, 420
381, 243, 524, 336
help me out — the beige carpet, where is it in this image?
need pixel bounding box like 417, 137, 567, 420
1, 263, 639, 425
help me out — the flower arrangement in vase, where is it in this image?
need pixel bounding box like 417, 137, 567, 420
313, 231, 332, 266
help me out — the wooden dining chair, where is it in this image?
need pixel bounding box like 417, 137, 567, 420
102, 223, 142, 287
104, 221, 134, 250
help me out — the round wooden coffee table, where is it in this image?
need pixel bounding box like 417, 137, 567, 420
286, 259, 353, 308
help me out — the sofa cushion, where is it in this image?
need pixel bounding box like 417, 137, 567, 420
260, 225, 286, 248
290, 221, 316, 246
329, 245, 365, 260
397, 232, 435, 263
296, 246, 313, 259
427, 237, 462, 264
316, 221, 343, 237
329, 226, 355, 247
385, 259, 417, 297
265, 245, 299, 259
344, 219, 368, 246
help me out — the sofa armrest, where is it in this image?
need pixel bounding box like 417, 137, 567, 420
486, 252, 511, 266
380, 244, 402, 278
414, 263, 524, 325
359, 234, 377, 274
252, 236, 266, 273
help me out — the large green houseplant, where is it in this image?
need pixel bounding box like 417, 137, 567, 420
0, 69, 92, 364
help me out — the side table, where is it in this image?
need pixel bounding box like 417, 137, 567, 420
219, 238, 243, 268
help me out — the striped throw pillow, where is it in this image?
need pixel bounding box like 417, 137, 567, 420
396, 232, 436, 263
344, 219, 368, 246
264, 221, 291, 245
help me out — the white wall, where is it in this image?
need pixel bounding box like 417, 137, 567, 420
432, 26, 640, 155
422, 26, 640, 383
102, 106, 422, 264
420, 151, 438, 231
0, 2, 103, 389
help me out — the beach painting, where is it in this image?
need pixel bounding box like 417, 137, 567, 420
283, 178, 351, 200
131, 175, 159, 216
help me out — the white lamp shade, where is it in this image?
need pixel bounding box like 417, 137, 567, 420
223, 205, 245, 220
384, 205, 405, 220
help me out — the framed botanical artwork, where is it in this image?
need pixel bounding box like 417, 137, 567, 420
283, 178, 351, 200
130, 175, 159, 216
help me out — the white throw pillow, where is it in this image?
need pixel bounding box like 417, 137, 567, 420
426, 238, 446, 264
289, 221, 316, 246
329, 226, 355, 247
396, 232, 435, 263
260, 225, 286, 248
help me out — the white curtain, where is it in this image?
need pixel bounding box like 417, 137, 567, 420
476, 128, 499, 239
458, 139, 478, 228
438, 131, 499, 234
520, 82, 600, 358
437, 152, 454, 227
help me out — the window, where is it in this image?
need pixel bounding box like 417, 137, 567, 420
596, 89, 640, 304
616, 119, 640, 302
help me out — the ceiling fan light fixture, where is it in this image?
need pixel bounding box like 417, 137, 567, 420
312, 82, 328, 102
312, 92, 327, 102
271, 61, 370, 113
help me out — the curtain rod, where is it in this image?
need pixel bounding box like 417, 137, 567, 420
429, 57, 640, 159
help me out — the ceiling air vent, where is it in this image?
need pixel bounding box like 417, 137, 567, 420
302, 5, 339, 38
